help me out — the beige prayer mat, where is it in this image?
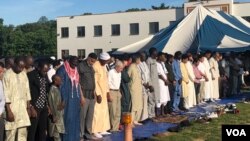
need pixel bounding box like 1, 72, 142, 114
152, 132, 176, 137
152, 115, 188, 124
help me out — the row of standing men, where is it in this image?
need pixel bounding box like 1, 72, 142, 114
0, 48, 242, 141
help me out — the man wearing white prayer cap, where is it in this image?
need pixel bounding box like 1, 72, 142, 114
99, 52, 111, 60
50, 56, 56, 60
92, 52, 111, 138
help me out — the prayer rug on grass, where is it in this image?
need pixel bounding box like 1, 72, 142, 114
152, 115, 188, 124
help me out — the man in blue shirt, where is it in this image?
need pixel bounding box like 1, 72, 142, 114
172, 51, 182, 112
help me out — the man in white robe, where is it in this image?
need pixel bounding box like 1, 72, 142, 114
185, 53, 196, 108
156, 52, 170, 115
209, 52, 220, 100
203, 52, 213, 101
198, 55, 209, 102
138, 52, 152, 121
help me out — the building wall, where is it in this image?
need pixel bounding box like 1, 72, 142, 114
57, 9, 184, 58
184, 0, 233, 15
233, 3, 250, 17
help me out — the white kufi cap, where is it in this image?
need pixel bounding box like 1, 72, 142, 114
99, 52, 110, 60
50, 56, 56, 60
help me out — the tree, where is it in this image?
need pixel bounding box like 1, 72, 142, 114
188, 0, 212, 2
0, 18, 4, 56
151, 3, 183, 10
125, 8, 148, 12
38, 16, 49, 23
152, 3, 170, 10
0, 18, 3, 25
126, 8, 141, 12
0, 18, 57, 57
83, 13, 92, 15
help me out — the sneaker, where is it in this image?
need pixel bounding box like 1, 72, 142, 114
85, 135, 100, 140
133, 121, 143, 126
179, 107, 189, 112
204, 99, 210, 102
93, 133, 103, 138
100, 131, 111, 135
109, 129, 122, 133
200, 101, 205, 104
207, 112, 218, 118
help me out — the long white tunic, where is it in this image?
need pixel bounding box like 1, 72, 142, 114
156, 62, 170, 107
185, 61, 196, 107
198, 62, 207, 100
209, 57, 220, 99
203, 58, 213, 100
138, 62, 150, 121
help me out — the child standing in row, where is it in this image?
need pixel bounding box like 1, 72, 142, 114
48, 75, 65, 141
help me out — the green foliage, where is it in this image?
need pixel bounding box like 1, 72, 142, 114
83, 13, 92, 15
125, 3, 182, 13
0, 18, 3, 25
126, 8, 141, 12
152, 3, 170, 10
0, 16, 56, 57
126, 8, 148, 12
37, 16, 49, 23
188, 0, 213, 2
125, 8, 148, 12
151, 3, 183, 10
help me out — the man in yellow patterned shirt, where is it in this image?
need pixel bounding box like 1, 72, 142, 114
3, 57, 31, 141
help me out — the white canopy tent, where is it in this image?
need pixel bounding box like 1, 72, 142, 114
114, 5, 250, 54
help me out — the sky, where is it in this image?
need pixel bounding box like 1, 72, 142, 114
0, 0, 249, 26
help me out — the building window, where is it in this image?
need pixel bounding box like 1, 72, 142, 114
169, 21, 176, 25
130, 23, 139, 35
94, 49, 103, 56
221, 5, 229, 13
112, 48, 118, 51
61, 27, 69, 38
61, 50, 69, 58
242, 16, 250, 22
149, 22, 159, 34
111, 24, 120, 36
94, 25, 102, 36
187, 8, 195, 14
77, 26, 85, 37
77, 49, 86, 59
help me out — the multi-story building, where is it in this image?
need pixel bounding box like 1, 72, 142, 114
57, 0, 250, 59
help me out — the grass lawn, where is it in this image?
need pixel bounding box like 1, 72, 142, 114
148, 103, 250, 141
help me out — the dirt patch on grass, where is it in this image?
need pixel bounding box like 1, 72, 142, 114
193, 138, 205, 141
152, 132, 177, 137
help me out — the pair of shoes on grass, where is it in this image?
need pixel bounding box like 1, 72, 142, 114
167, 120, 191, 132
